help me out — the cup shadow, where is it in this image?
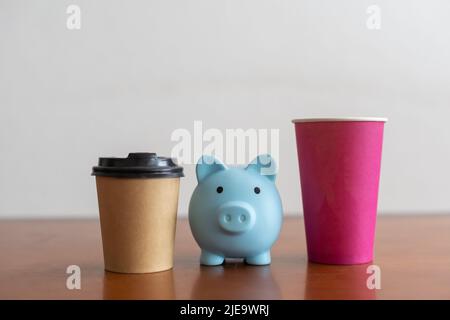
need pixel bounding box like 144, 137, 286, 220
102, 269, 175, 300
304, 262, 377, 300
190, 261, 282, 299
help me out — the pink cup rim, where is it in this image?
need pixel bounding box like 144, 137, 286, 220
292, 117, 388, 123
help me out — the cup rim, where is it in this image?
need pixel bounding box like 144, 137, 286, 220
292, 117, 388, 123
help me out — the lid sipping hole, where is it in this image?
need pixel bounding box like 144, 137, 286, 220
128, 152, 156, 159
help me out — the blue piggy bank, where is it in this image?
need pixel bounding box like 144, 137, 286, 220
188, 154, 283, 266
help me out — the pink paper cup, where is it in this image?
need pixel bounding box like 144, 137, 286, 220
292, 117, 387, 265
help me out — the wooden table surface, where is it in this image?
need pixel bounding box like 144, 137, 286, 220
0, 216, 449, 300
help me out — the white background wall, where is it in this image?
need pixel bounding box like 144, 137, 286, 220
1, 0, 449, 218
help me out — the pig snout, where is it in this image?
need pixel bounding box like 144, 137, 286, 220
217, 201, 256, 233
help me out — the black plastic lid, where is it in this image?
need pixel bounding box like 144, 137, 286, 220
92, 153, 184, 178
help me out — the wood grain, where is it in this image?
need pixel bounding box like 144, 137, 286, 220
0, 216, 449, 299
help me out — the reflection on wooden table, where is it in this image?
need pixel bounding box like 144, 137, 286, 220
0, 216, 449, 299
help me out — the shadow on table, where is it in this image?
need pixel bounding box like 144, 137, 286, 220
102, 269, 175, 299
304, 262, 377, 300
189, 261, 282, 299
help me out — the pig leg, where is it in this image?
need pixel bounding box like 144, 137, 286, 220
200, 250, 225, 266
245, 251, 271, 265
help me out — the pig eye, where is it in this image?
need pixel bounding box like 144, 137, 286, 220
254, 187, 261, 194
216, 186, 224, 193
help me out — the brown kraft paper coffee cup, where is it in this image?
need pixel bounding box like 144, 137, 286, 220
92, 153, 184, 273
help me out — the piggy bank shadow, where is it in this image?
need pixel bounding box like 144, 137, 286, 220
304, 262, 377, 300
102, 269, 175, 300
190, 262, 282, 299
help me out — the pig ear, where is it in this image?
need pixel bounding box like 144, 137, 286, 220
196, 155, 228, 182
245, 154, 277, 182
